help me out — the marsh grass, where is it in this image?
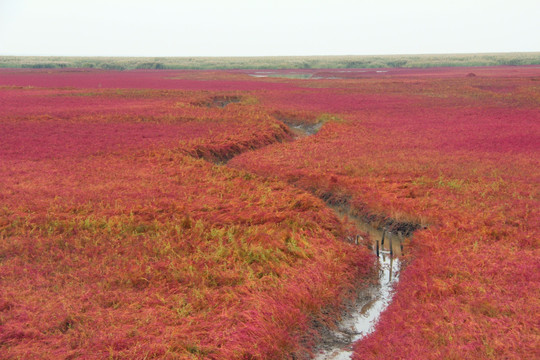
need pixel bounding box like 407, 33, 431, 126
1, 52, 540, 70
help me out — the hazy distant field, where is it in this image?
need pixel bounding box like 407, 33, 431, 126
1, 52, 540, 70
1, 66, 538, 359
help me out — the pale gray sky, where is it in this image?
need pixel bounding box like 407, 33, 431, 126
1, 0, 539, 56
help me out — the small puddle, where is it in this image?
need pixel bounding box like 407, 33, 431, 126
272, 116, 323, 138
314, 208, 410, 360
285, 122, 323, 138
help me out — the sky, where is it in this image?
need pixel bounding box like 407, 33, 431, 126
1, 0, 539, 57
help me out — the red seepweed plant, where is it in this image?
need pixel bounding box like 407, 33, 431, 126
230, 66, 540, 359
1, 66, 539, 359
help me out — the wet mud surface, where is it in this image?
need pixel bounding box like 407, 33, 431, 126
282, 121, 323, 137
313, 215, 407, 360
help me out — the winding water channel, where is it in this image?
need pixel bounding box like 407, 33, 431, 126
314, 221, 405, 360
221, 115, 414, 359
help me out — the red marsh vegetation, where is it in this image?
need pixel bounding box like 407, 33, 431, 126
230, 66, 540, 359
0, 81, 374, 359
1, 66, 539, 359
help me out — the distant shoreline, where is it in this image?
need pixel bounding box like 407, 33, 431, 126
1, 52, 539, 70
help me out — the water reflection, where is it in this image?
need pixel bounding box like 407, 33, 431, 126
314, 218, 404, 360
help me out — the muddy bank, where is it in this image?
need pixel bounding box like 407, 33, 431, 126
270, 112, 324, 138
322, 196, 422, 239
313, 208, 414, 360
307, 190, 422, 359
192, 95, 243, 108
280, 120, 323, 138
181, 122, 292, 164
315, 257, 400, 360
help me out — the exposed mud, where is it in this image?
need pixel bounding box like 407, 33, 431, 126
192, 95, 243, 108
282, 121, 323, 138
322, 195, 422, 238
183, 123, 292, 164
270, 112, 323, 138
312, 206, 414, 360
314, 256, 400, 360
